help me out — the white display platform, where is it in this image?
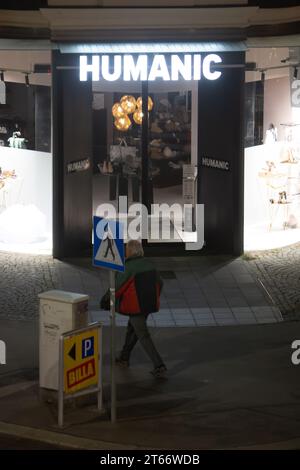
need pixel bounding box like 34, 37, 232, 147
244, 141, 300, 251
0, 147, 52, 254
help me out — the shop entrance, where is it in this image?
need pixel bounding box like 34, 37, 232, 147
92, 78, 198, 245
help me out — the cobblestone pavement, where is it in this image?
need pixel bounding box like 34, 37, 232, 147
0, 250, 284, 325
245, 243, 300, 321
0, 252, 58, 321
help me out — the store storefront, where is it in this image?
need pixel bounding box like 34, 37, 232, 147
52, 43, 245, 258
1, 41, 299, 259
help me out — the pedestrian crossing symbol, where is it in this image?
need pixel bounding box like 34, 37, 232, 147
93, 217, 125, 272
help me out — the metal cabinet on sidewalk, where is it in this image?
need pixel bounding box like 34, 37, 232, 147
39, 290, 88, 390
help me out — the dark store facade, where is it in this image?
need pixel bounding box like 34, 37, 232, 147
52, 46, 245, 258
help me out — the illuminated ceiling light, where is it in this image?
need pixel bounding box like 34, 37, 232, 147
133, 109, 144, 125
114, 115, 131, 132
120, 95, 136, 114
136, 96, 153, 111
112, 102, 125, 119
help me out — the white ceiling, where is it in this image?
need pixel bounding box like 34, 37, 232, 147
0, 50, 51, 86
246, 47, 291, 82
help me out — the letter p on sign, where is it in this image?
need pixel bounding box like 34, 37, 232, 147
82, 337, 94, 359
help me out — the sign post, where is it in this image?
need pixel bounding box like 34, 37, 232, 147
109, 270, 116, 423
93, 216, 125, 424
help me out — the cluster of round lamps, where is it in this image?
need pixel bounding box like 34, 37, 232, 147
112, 95, 153, 132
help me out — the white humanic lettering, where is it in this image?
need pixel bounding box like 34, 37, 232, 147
202, 157, 229, 170
193, 54, 201, 80
171, 54, 192, 81
79, 53, 222, 81
80, 55, 99, 81
123, 54, 148, 81
101, 55, 122, 81
148, 54, 170, 81
203, 54, 222, 80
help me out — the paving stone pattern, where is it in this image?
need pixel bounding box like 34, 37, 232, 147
0, 251, 284, 326
245, 243, 300, 321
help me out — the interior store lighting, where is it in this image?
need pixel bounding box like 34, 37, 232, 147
112, 95, 153, 131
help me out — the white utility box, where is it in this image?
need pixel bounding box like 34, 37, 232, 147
39, 290, 89, 390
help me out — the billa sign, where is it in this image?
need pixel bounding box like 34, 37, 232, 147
79, 53, 222, 82
63, 328, 99, 394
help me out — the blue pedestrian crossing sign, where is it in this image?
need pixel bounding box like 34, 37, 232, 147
93, 217, 125, 272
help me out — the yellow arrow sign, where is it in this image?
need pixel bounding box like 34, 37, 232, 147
63, 328, 99, 394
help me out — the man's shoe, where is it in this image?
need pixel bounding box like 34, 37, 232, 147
115, 357, 129, 368
150, 364, 167, 378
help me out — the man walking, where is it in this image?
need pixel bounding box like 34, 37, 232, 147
103, 224, 116, 261
114, 239, 167, 378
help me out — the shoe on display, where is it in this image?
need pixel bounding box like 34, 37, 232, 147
151, 166, 160, 177
168, 161, 181, 170
174, 121, 182, 132
159, 98, 171, 109
103, 161, 108, 174
150, 139, 162, 148
278, 191, 287, 204
163, 146, 173, 158
165, 120, 176, 132
107, 161, 113, 174
163, 146, 178, 158
151, 121, 163, 134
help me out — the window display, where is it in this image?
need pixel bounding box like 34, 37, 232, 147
258, 124, 300, 230
7, 130, 28, 149
244, 46, 300, 251
0, 147, 52, 253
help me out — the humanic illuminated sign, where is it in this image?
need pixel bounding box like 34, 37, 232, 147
79, 54, 222, 82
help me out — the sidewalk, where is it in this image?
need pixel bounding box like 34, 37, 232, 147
0, 251, 281, 325
0, 322, 300, 449
0, 250, 298, 449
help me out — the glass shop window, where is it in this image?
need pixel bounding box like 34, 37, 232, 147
244, 46, 300, 251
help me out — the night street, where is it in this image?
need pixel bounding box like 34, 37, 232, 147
1, 0, 300, 460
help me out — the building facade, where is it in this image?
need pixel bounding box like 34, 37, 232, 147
0, 1, 299, 257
